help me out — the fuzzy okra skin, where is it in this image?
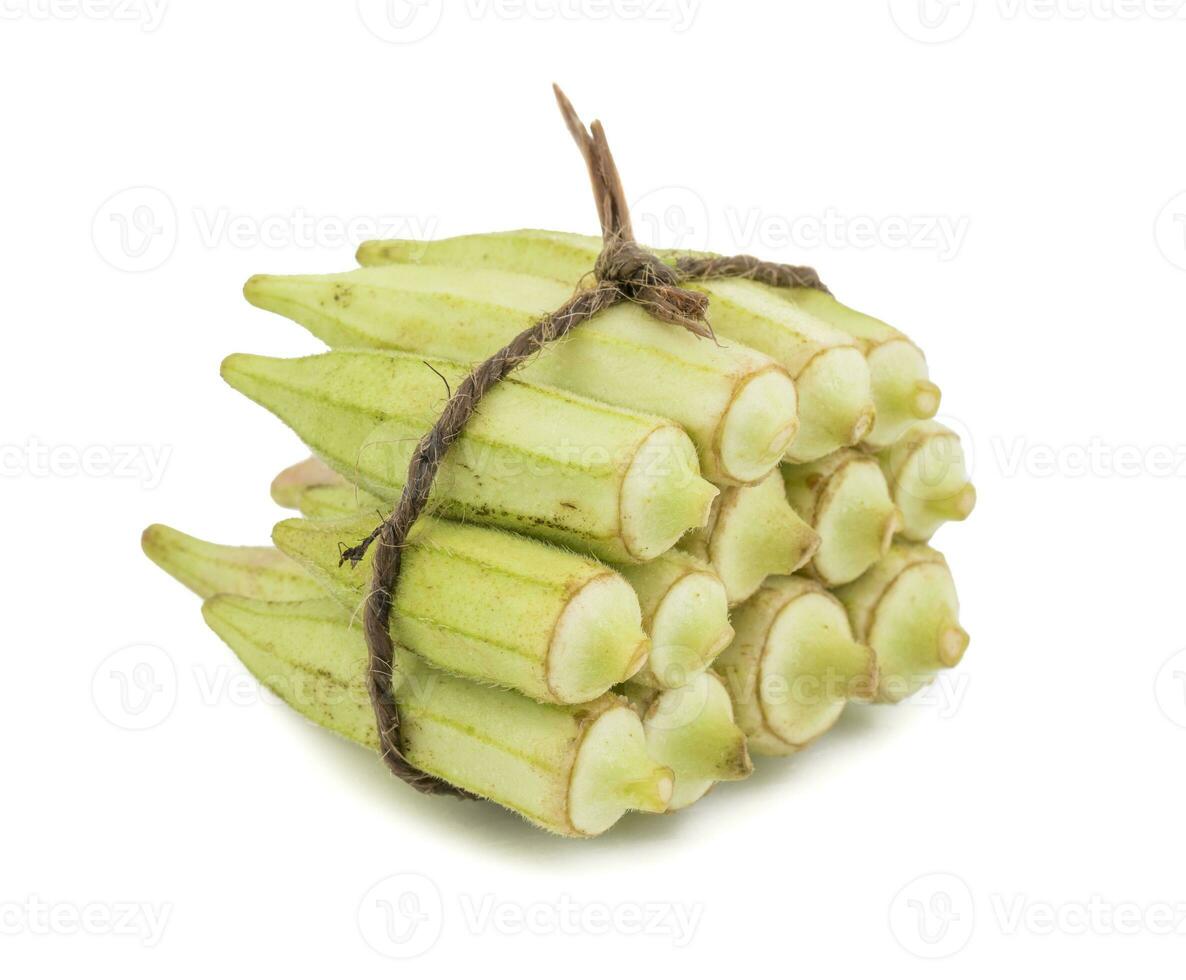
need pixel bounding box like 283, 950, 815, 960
244, 265, 798, 486
271, 458, 387, 520
783, 287, 940, 449
272, 513, 648, 704
714, 577, 877, 755
141, 524, 326, 601
876, 421, 976, 541
221, 349, 717, 564
621, 672, 752, 810
782, 450, 900, 588
357, 230, 876, 464
833, 542, 969, 703
201, 595, 672, 837
681, 468, 820, 606
270, 464, 733, 692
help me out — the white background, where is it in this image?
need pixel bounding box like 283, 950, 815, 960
3, 0, 1184, 975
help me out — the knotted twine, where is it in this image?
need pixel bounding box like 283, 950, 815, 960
341, 85, 829, 796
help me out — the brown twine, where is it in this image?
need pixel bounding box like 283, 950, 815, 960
341, 84, 828, 796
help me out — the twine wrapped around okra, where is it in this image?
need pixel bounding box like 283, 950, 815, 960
341, 85, 829, 796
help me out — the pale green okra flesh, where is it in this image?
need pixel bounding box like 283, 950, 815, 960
356, 230, 877, 464
220, 348, 717, 563
617, 549, 734, 690
200, 595, 672, 837
782, 450, 900, 587
244, 264, 798, 486
623, 672, 753, 811
272, 513, 649, 704
786, 287, 941, 449
682, 468, 821, 606
877, 421, 976, 541
714, 577, 877, 756
833, 542, 969, 703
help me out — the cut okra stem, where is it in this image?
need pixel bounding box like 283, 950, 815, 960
621, 672, 753, 810
355, 230, 876, 464
617, 549, 734, 689
714, 577, 877, 755
783, 287, 940, 449
245, 265, 799, 486
270, 513, 649, 704
201, 595, 672, 837
221, 349, 717, 563
141, 524, 326, 602
833, 542, 969, 703
681, 468, 820, 606
876, 421, 976, 541
782, 450, 900, 587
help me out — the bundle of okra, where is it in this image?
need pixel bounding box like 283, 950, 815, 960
144, 229, 974, 837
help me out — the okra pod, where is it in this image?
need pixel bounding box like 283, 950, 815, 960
833, 542, 969, 703
681, 468, 821, 606
783, 287, 941, 449
616, 549, 734, 690
782, 450, 900, 587
141, 524, 325, 602
714, 577, 877, 755
202, 595, 672, 837
357, 230, 877, 463
221, 349, 717, 563
271, 513, 649, 704
245, 265, 799, 486
877, 421, 976, 541
621, 672, 752, 810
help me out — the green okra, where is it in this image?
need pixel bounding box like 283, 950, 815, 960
714, 577, 877, 755
201, 595, 672, 837
681, 468, 821, 606
782, 287, 940, 450
876, 421, 976, 541
616, 549, 734, 690
141, 524, 325, 602
833, 542, 969, 703
271, 513, 649, 704
357, 230, 877, 464
244, 265, 799, 486
621, 672, 752, 811
782, 450, 900, 587
221, 348, 717, 563
271, 457, 386, 520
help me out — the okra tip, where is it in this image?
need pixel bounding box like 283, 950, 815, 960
939, 624, 971, 668
911, 380, 942, 420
